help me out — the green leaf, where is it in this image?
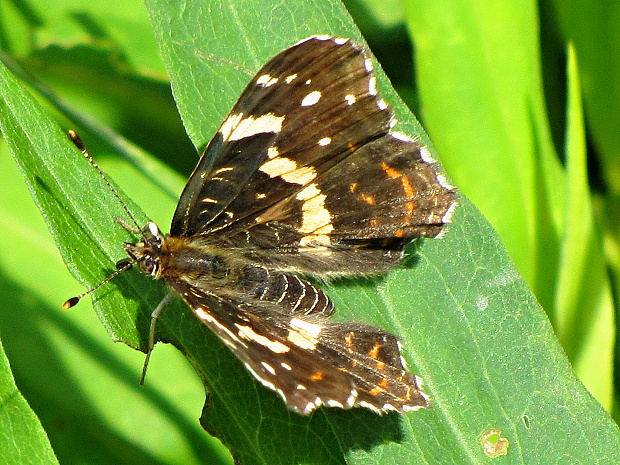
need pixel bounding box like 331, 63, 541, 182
2, 0, 620, 464
0, 0, 165, 77
0, 340, 58, 465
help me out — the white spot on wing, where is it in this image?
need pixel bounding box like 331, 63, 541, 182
148, 222, 159, 237
259, 157, 317, 185
213, 166, 234, 174
256, 74, 279, 87
364, 58, 373, 72
402, 404, 427, 412
301, 90, 322, 107
303, 401, 318, 414
195, 308, 246, 349
368, 76, 377, 96
419, 146, 437, 164
243, 362, 277, 392
318, 137, 331, 146
287, 317, 323, 350
344, 94, 356, 105
357, 401, 381, 413
326, 400, 344, 408
235, 324, 290, 353
285, 73, 298, 84
296, 184, 334, 245
437, 173, 456, 191
291, 318, 323, 337
267, 146, 279, 159
391, 131, 413, 142
286, 165, 316, 185
261, 361, 276, 375
346, 389, 358, 407
381, 404, 399, 412
219, 113, 284, 142
194, 307, 209, 320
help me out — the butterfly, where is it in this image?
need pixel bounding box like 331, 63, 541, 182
66, 35, 456, 415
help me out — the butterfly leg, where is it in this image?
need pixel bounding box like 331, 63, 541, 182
140, 290, 176, 384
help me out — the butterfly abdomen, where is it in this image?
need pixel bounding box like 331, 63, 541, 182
236, 265, 335, 317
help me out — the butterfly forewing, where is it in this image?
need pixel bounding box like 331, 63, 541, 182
171, 37, 394, 238
121, 36, 457, 415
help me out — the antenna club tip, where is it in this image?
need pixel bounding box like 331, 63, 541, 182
62, 296, 81, 309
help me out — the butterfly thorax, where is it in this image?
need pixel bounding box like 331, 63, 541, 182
122, 221, 231, 284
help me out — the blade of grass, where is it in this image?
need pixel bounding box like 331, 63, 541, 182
554, 43, 614, 408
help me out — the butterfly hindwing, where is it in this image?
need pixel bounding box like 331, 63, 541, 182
169, 275, 428, 415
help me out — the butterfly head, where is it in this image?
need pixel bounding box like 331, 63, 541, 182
122, 221, 164, 278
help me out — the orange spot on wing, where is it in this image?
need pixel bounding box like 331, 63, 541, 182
401, 176, 415, 198
381, 162, 401, 179
310, 372, 324, 381
360, 193, 376, 205
368, 343, 381, 359
347, 142, 358, 153
403, 201, 416, 225
345, 332, 355, 352
369, 385, 384, 396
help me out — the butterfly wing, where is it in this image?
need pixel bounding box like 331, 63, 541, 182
170, 35, 456, 276
228, 132, 456, 276
168, 276, 429, 415
171, 36, 397, 238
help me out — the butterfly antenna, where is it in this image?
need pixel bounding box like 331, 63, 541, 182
62, 259, 133, 309
68, 130, 141, 231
